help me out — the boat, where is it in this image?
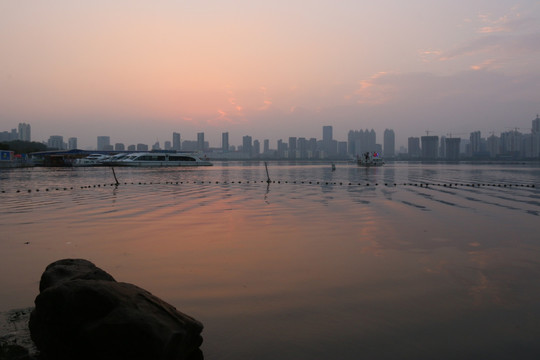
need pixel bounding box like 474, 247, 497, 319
111, 152, 213, 167
357, 152, 385, 167
73, 153, 111, 167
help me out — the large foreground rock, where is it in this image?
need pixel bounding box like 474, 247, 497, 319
29, 259, 203, 360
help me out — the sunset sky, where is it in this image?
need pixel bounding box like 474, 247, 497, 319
1, 0, 539, 149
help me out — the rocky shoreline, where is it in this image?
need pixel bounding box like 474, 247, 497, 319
0, 308, 37, 359
1, 259, 204, 360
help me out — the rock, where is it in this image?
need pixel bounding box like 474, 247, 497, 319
0, 308, 37, 360
29, 259, 203, 360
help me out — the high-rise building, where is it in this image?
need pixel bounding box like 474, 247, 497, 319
408, 137, 421, 158
263, 139, 269, 154
136, 143, 148, 151
173, 132, 181, 151
253, 140, 260, 157
197, 132, 205, 151
421, 136, 439, 159
68, 137, 78, 150
115, 143, 125, 151
18, 123, 31, 141
97, 136, 110, 151
383, 129, 395, 158
222, 132, 229, 152
469, 131, 481, 156
348, 129, 376, 156
445, 138, 461, 160
323, 126, 332, 142
242, 135, 252, 157
439, 136, 446, 158
48, 136, 64, 150
532, 115, 540, 158
533, 115, 540, 134
487, 134, 499, 158
288, 137, 297, 159
322, 126, 336, 156
164, 141, 171, 150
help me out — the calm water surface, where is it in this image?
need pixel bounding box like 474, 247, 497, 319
1, 162, 540, 359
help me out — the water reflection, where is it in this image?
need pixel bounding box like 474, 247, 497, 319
1, 163, 540, 359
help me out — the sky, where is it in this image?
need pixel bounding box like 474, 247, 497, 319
1, 0, 539, 149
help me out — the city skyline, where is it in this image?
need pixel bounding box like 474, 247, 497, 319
4, 118, 540, 160
1, 1, 539, 150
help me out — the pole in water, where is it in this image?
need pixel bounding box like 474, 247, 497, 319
265, 162, 271, 183
111, 167, 120, 186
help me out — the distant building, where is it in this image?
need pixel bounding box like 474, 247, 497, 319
152, 141, 161, 150
164, 141, 172, 150
48, 136, 64, 150
222, 132, 229, 153
127, 145, 136, 151
97, 136, 110, 151
253, 139, 260, 157
383, 129, 395, 158
172, 132, 181, 151
445, 138, 461, 160
532, 115, 540, 158
18, 123, 31, 141
263, 139, 269, 154
469, 131, 481, 156
338, 141, 348, 157
115, 143, 125, 151
421, 136, 439, 159
288, 137, 297, 159
68, 137, 78, 150
136, 143, 148, 151
348, 129, 376, 156
182, 140, 198, 151
408, 137, 421, 158
197, 132, 205, 151
242, 135, 252, 157
322, 126, 336, 156
439, 136, 446, 158
486, 134, 499, 158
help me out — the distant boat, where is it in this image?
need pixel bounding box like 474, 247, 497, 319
357, 152, 385, 167
73, 154, 111, 167
110, 152, 212, 167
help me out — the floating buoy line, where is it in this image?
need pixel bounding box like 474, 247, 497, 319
0, 180, 536, 194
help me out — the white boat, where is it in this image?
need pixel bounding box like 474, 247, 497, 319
357, 152, 385, 167
111, 152, 213, 167
73, 154, 111, 166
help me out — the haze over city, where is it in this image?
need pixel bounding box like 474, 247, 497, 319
1, 0, 539, 149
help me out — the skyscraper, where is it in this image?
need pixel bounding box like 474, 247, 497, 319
18, 123, 31, 141
173, 132, 181, 151
48, 136, 64, 150
253, 139, 260, 157
197, 132, 205, 151
323, 126, 332, 143
445, 138, 461, 160
263, 139, 269, 154
288, 137, 297, 159
421, 136, 439, 159
383, 129, 395, 158
408, 137, 421, 158
68, 137, 78, 150
242, 135, 252, 157
97, 136, 110, 151
469, 131, 481, 156
222, 132, 229, 152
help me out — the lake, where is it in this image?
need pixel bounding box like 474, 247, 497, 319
1, 161, 539, 359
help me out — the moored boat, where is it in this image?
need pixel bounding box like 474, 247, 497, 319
111, 152, 212, 167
